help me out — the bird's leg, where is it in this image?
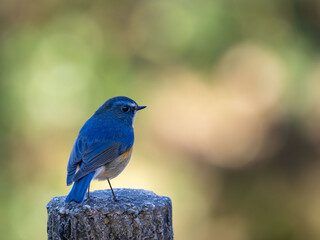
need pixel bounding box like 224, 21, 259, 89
87, 184, 90, 199
107, 178, 118, 201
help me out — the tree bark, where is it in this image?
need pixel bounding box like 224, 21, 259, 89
47, 189, 173, 240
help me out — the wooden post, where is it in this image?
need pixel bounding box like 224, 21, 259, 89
47, 189, 173, 240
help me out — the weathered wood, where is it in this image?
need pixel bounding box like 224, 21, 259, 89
47, 189, 173, 240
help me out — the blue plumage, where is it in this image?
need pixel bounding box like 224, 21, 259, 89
65, 96, 146, 203
65, 171, 95, 203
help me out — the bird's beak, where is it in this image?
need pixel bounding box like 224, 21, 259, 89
136, 105, 146, 111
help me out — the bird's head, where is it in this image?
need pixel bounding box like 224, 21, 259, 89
95, 96, 146, 126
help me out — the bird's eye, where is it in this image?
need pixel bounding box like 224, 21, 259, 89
121, 106, 130, 112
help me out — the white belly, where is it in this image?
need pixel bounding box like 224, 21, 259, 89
93, 148, 133, 180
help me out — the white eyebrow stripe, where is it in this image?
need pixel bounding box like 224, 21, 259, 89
116, 101, 136, 107
128, 103, 136, 107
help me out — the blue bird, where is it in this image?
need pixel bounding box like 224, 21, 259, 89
65, 96, 146, 203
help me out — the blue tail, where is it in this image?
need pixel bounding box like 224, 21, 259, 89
65, 172, 95, 203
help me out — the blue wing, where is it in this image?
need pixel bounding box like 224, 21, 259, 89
66, 136, 83, 185
66, 117, 134, 185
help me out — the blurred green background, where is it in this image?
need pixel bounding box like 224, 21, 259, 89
1, 0, 320, 239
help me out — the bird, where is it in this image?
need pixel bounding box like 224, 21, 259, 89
65, 96, 146, 203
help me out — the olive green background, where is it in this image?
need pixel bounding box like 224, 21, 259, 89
0, 1, 320, 239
